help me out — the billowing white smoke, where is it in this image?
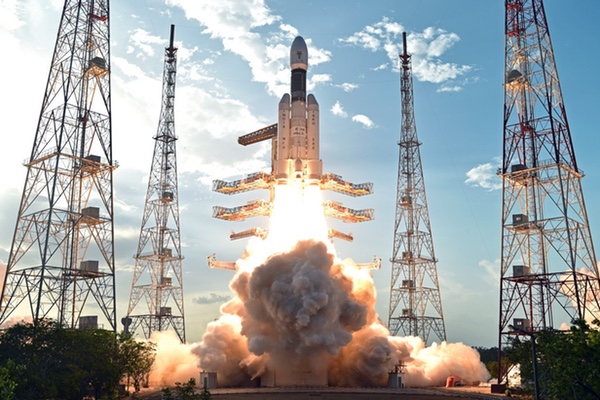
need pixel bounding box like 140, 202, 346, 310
0, 261, 6, 300
193, 238, 490, 387
148, 330, 199, 386
0, 261, 36, 329
195, 239, 369, 385
560, 266, 600, 326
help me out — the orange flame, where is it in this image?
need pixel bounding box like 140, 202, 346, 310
237, 183, 334, 272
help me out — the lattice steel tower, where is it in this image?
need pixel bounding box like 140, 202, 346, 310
497, 0, 600, 382
387, 33, 446, 344
125, 25, 186, 343
0, 0, 115, 330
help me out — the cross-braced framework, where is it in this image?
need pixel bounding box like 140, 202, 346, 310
0, 0, 116, 330
497, 0, 600, 384
387, 33, 446, 344
125, 25, 186, 343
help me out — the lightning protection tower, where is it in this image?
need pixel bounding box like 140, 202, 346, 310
387, 32, 446, 344
497, 0, 600, 384
125, 25, 186, 343
0, 0, 116, 330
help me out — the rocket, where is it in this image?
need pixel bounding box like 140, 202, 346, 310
275, 36, 323, 185
212, 35, 375, 241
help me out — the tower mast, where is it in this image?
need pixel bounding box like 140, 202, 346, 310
0, 0, 115, 330
497, 0, 600, 384
125, 25, 186, 342
387, 32, 446, 344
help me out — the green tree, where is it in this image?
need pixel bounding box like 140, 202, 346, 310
0, 319, 157, 400
0, 360, 19, 400
474, 346, 503, 379
0, 319, 73, 399
161, 387, 175, 399
71, 328, 124, 398
507, 319, 600, 399
174, 378, 200, 400
119, 334, 156, 392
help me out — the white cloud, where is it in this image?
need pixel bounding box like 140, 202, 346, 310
479, 259, 500, 287
437, 85, 463, 93
412, 57, 471, 84
306, 40, 332, 67
465, 160, 502, 191
192, 292, 231, 305
176, 43, 199, 63
336, 83, 359, 92
0, 0, 25, 31
174, 85, 272, 185
111, 53, 270, 190
340, 17, 472, 88
309, 73, 332, 90
371, 63, 388, 71
352, 114, 375, 129
331, 101, 347, 118
167, 0, 331, 97
184, 63, 216, 83
128, 28, 165, 58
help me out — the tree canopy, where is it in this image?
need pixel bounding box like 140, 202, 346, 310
0, 319, 155, 400
507, 319, 600, 399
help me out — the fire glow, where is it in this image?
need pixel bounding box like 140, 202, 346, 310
238, 184, 332, 273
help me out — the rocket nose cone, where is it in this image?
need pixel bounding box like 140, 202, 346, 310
290, 36, 308, 70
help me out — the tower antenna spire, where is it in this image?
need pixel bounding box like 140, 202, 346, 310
125, 24, 186, 342
169, 24, 175, 49
387, 32, 447, 344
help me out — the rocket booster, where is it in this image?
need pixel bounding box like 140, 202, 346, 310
275, 36, 323, 185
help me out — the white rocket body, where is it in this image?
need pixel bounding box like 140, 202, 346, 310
276, 36, 322, 185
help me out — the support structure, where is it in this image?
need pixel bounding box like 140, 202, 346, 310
0, 0, 115, 330
387, 32, 446, 344
125, 25, 186, 343
497, 0, 600, 385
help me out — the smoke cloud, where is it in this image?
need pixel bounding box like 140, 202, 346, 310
0, 262, 34, 330
191, 238, 490, 387
148, 330, 199, 386
0, 261, 6, 298
560, 266, 600, 326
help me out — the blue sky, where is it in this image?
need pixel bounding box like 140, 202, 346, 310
1, 0, 599, 347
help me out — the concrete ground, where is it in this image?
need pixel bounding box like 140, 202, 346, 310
130, 385, 508, 400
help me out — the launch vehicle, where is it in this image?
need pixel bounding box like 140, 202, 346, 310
275, 36, 322, 185
210, 36, 376, 256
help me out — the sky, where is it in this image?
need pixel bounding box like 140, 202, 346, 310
1, 0, 600, 348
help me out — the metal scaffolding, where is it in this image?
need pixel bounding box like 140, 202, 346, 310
0, 0, 116, 330
497, 0, 600, 385
125, 25, 186, 343
387, 32, 447, 344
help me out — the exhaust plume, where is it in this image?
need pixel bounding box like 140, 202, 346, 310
193, 237, 490, 387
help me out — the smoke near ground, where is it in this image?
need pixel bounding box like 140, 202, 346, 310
191, 238, 490, 387
148, 330, 200, 386
0, 223, 488, 387
0, 262, 5, 299
147, 184, 489, 387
